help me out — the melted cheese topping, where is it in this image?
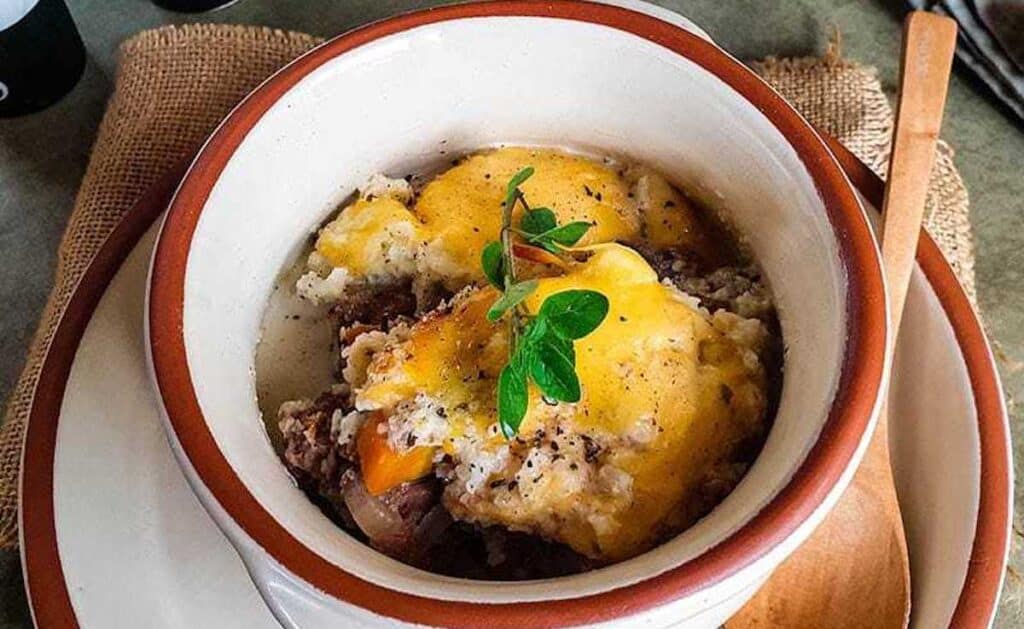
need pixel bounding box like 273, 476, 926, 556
630, 166, 714, 258
306, 147, 710, 293
355, 245, 768, 561
315, 196, 421, 277
416, 148, 639, 279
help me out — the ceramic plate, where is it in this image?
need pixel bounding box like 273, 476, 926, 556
18, 0, 1010, 622
17, 139, 1011, 627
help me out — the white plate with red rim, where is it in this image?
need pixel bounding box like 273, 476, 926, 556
20, 4, 1010, 629
20, 145, 1011, 628
18, 134, 1013, 629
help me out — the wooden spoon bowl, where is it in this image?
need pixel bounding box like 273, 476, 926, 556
729, 12, 958, 628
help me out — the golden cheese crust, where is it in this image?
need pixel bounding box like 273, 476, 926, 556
353, 245, 768, 561
301, 147, 711, 299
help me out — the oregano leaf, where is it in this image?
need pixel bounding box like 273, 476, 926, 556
503, 166, 534, 210
538, 290, 609, 339
481, 241, 504, 289
544, 221, 592, 246
540, 328, 575, 366
521, 207, 557, 235
482, 167, 609, 438
498, 361, 528, 438
486, 280, 538, 322
529, 338, 581, 402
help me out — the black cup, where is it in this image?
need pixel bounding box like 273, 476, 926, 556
151, 0, 239, 12
0, 0, 86, 118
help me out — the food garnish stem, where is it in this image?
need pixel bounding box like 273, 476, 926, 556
485, 166, 608, 435
500, 190, 530, 359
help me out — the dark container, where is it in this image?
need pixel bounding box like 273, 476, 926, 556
0, 0, 86, 118
151, 0, 239, 12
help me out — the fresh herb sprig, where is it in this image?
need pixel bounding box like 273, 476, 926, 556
479, 167, 609, 438
519, 208, 593, 254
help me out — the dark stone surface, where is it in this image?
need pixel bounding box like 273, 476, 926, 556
1, 1, 1020, 626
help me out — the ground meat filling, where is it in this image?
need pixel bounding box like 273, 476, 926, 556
276, 393, 595, 575
277, 248, 780, 579
633, 244, 704, 281
277, 389, 450, 566
326, 277, 454, 336
278, 386, 352, 493
339, 470, 446, 566
635, 245, 774, 323
328, 280, 417, 328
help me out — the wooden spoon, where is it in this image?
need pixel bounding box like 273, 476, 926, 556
728, 12, 957, 628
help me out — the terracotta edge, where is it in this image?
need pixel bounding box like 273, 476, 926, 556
146, 2, 886, 627
20, 164, 188, 629
20, 137, 1007, 629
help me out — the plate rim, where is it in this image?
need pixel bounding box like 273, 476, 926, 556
827, 138, 1012, 627
146, 2, 887, 625
19, 164, 188, 629
18, 128, 1009, 629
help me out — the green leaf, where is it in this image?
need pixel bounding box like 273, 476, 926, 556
486, 280, 538, 322
481, 241, 504, 289
519, 317, 575, 368
498, 361, 529, 437
529, 337, 581, 402
530, 238, 564, 255
521, 315, 548, 345
520, 207, 557, 235
538, 290, 610, 339
503, 166, 535, 210
545, 221, 593, 246
526, 221, 593, 252
541, 328, 575, 366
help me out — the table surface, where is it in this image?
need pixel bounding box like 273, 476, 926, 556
1, 0, 1021, 626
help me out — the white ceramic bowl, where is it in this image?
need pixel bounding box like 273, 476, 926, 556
147, 2, 888, 627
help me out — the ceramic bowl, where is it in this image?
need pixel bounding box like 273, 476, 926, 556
146, 2, 888, 627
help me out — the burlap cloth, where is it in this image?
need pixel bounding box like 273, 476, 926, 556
0, 24, 976, 548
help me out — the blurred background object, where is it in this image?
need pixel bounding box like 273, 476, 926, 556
1, 2, 1022, 626
0, 0, 85, 118
910, 0, 1024, 119
150, 0, 240, 13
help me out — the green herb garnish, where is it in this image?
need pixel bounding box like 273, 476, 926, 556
539, 289, 609, 339
518, 204, 593, 254
481, 241, 505, 289
486, 279, 538, 322
480, 167, 610, 437
520, 207, 557, 235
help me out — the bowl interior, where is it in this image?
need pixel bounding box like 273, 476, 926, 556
177, 15, 847, 603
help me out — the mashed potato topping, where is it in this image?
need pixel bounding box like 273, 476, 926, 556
274, 146, 779, 575
297, 147, 711, 303
348, 244, 768, 561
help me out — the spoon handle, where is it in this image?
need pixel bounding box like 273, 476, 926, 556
880, 12, 957, 334
728, 12, 957, 629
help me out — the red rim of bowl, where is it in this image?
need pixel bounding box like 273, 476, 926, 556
19, 139, 1008, 627
146, 2, 887, 626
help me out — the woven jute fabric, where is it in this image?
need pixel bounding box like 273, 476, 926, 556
0, 24, 976, 548
750, 53, 976, 301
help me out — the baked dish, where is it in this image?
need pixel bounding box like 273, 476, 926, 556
264, 147, 782, 579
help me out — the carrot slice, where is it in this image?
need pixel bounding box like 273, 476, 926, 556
356, 413, 435, 496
